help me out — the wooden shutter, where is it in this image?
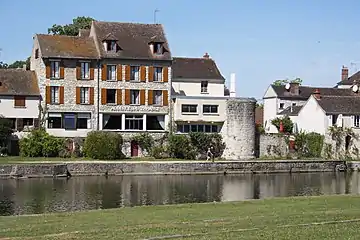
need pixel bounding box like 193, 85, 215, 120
117, 65, 122, 81
45, 61, 51, 79
163, 67, 168, 82
125, 89, 130, 105
148, 66, 154, 82
101, 88, 107, 105
162, 90, 168, 106
140, 66, 146, 82
76, 87, 80, 104
59, 86, 64, 104
101, 64, 107, 81
90, 62, 95, 80
117, 89, 122, 105
148, 90, 153, 105
76, 62, 81, 80
140, 89, 145, 105
125, 65, 131, 81
89, 87, 94, 105
14, 96, 25, 107
59, 61, 65, 79
46, 86, 51, 104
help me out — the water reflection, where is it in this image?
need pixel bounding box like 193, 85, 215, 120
0, 172, 359, 216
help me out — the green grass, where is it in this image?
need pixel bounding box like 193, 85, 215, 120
1, 195, 360, 239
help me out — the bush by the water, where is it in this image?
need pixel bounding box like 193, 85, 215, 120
295, 131, 324, 158
20, 129, 64, 157
189, 132, 226, 158
168, 134, 196, 160
83, 131, 123, 160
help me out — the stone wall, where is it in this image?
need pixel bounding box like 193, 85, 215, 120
259, 134, 288, 158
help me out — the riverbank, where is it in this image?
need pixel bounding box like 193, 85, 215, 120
1, 195, 360, 239
0, 159, 347, 178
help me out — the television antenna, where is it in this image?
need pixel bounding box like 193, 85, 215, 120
154, 9, 160, 23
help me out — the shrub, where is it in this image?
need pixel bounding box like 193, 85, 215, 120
271, 116, 293, 133
83, 131, 123, 160
189, 132, 226, 158
20, 129, 63, 157
294, 131, 324, 158
131, 133, 154, 153
168, 134, 196, 160
0, 116, 13, 148
150, 145, 168, 159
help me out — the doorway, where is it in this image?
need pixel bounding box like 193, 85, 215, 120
131, 141, 139, 157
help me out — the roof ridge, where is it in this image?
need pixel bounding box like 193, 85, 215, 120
94, 20, 162, 26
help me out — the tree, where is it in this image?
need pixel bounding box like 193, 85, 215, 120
48, 16, 95, 36
0, 116, 13, 154
273, 78, 303, 86
0, 57, 30, 70
271, 116, 293, 134
0, 62, 8, 69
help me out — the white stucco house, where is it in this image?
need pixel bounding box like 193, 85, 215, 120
0, 69, 40, 135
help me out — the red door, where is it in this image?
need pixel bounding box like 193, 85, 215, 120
131, 141, 139, 157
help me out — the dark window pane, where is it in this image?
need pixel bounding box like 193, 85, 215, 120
64, 114, 76, 130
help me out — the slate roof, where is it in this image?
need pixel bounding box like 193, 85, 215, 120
270, 85, 355, 100
36, 34, 99, 59
0, 69, 40, 96
316, 96, 360, 114
92, 21, 171, 60
172, 57, 225, 80
278, 105, 303, 116
337, 71, 360, 85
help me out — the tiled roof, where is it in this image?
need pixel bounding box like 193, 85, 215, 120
78, 29, 90, 37
316, 96, 360, 114
92, 21, 171, 60
337, 71, 360, 85
37, 34, 99, 59
278, 105, 303, 116
172, 57, 225, 80
0, 69, 40, 96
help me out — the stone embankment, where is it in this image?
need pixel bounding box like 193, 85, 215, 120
0, 160, 349, 179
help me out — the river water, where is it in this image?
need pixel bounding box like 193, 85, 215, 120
1, 172, 360, 216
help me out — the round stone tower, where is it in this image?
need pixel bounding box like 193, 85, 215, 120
221, 98, 256, 160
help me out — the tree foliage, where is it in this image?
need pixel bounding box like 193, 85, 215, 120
273, 78, 303, 86
48, 16, 95, 36
168, 134, 196, 160
271, 116, 293, 133
0, 117, 13, 149
83, 131, 123, 160
0, 57, 30, 70
189, 132, 226, 158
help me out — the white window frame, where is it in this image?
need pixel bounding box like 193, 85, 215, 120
153, 90, 162, 105
81, 62, 90, 79
181, 104, 197, 114
80, 87, 89, 104
177, 124, 218, 133
354, 116, 360, 128
50, 86, 59, 104
125, 115, 143, 130
130, 66, 140, 81
130, 90, 140, 105
203, 105, 218, 114
201, 81, 208, 93
107, 65, 117, 81
50, 61, 60, 79
154, 67, 163, 82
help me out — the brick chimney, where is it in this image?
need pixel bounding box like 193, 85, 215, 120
203, 52, 210, 59
313, 89, 321, 100
289, 82, 300, 95
341, 66, 349, 82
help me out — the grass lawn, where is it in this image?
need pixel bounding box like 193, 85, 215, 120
1, 195, 360, 239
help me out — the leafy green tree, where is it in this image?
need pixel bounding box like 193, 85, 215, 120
273, 78, 303, 86
0, 117, 13, 154
271, 116, 293, 133
0, 62, 8, 69
48, 16, 95, 36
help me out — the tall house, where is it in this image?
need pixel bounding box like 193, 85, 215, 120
31, 21, 172, 137
171, 54, 226, 133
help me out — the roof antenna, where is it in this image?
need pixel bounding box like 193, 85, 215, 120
154, 9, 160, 23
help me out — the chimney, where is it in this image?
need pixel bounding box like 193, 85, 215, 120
230, 73, 236, 97
313, 89, 321, 100
203, 52, 210, 59
23, 64, 27, 71
289, 82, 300, 95
341, 66, 348, 82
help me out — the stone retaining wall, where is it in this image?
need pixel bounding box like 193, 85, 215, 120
0, 160, 347, 178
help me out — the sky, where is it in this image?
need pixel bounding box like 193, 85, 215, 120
1, 0, 360, 101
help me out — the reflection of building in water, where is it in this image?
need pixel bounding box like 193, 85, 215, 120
221, 176, 254, 202
349, 173, 360, 194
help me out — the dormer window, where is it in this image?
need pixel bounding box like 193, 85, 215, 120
103, 40, 117, 52
153, 42, 163, 55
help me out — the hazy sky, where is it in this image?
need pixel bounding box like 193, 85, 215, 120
1, 0, 360, 100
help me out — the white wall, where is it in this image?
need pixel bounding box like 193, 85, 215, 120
297, 96, 327, 134
0, 95, 39, 118
172, 80, 224, 97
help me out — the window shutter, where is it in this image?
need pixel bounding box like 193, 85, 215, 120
148, 90, 153, 105
117, 65, 122, 81
140, 90, 146, 105
14, 96, 25, 107
45, 61, 51, 79
101, 88, 107, 105
163, 67, 168, 82
125, 89, 130, 105
59, 61, 65, 79
125, 65, 131, 81
140, 66, 146, 82
46, 86, 51, 104
148, 66, 154, 82
76, 87, 80, 104
101, 64, 107, 81
162, 90, 168, 106
89, 87, 94, 105
76, 62, 81, 80
117, 89, 122, 105
90, 62, 95, 80
59, 86, 64, 104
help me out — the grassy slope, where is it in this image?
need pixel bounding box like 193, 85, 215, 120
1, 195, 360, 239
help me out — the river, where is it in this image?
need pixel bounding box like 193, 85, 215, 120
1, 172, 359, 216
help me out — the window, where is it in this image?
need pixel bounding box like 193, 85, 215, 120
81, 62, 90, 79
14, 96, 25, 107
201, 81, 208, 93
50, 61, 60, 79
50, 86, 59, 104
77, 113, 91, 129
292, 102, 296, 106
23, 118, 34, 127
48, 113, 91, 129
106, 40, 117, 52
279, 103, 284, 110
153, 90, 162, 105
130, 66, 140, 81
332, 115, 338, 126
107, 65, 116, 80
203, 105, 218, 114
48, 113, 62, 128
154, 43, 163, 54
103, 114, 122, 130
131, 90, 140, 105
106, 89, 116, 104
354, 116, 360, 128
181, 104, 197, 113
153, 67, 163, 82
80, 87, 89, 104
177, 124, 218, 133
35, 49, 39, 59
125, 115, 143, 130
63, 114, 76, 130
